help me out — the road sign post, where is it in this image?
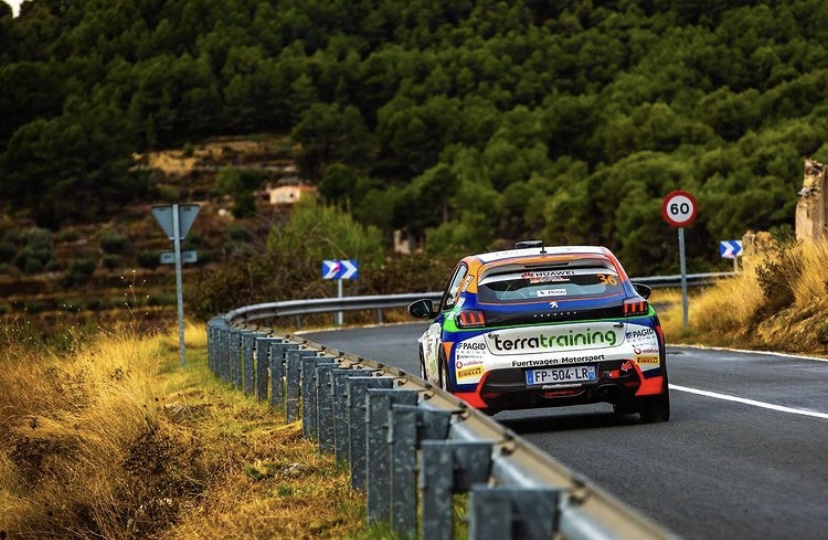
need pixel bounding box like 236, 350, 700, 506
322, 259, 359, 326
662, 191, 698, 331
152, 204, 200, 366
719, 240, 743, 272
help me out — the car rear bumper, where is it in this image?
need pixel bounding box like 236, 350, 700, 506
455, 360, 666, 411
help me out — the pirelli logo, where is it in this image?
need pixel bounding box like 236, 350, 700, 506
457, 366, 484, 378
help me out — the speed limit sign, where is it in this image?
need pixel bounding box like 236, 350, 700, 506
662, 190, 698, 227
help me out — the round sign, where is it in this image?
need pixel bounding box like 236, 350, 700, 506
661, 190, 698, 227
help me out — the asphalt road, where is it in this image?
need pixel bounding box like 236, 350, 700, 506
303, 323, 828, 540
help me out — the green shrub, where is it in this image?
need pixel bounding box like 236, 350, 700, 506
63, 258, 97, 287
55, 229, 81, 243
0, 241, 16, 263
137, 250, 160, 269
226, 223, 253, 243
754, 242, 802, 315
23, 257, 43, 275
157, 184, 181, 202
147, 292, 176, 306
25, 300, 46, 314
99, 232, 128, 254
102, 255, 121, 269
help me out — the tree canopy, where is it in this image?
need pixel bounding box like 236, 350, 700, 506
3, 0, 828, 273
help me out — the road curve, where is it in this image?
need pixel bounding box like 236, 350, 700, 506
303, 323, 828, 540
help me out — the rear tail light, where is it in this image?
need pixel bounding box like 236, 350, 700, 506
456, 310, 487, 328
623, 299, 648, 315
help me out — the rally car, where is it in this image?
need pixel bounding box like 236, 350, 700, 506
407, 241, 670, 422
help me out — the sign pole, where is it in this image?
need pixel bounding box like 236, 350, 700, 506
661, 190, 698, 333
322, 259, 359, 327
151, 203, 200, 367
172, 204, 186, 366
337, 279, 343, 326
678, 227, 688, 331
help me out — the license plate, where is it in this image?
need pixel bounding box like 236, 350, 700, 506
525, 365, 596, 386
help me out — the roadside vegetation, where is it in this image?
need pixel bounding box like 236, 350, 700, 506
0, 319, 377, 539
4, 1, 828, 275
659, 237, 828, 358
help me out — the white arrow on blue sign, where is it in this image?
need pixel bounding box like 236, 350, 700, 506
719, 240, 743, 259
322, 259, 359, 280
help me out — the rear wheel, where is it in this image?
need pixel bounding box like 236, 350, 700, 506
638, 374, 670, 423
438, 352, 451, 392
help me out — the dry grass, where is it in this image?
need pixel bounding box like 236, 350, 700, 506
659, 239, 828, 356
0, 320, 372, 539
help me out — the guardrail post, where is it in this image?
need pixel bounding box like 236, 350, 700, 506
468, 486, 559, 540
348, 376, 394, 490
306, 359, 338, 442
219, 325, 231, 384
332, 368, 373, 462
286, 348, 317, 423
389, 405, 418, 535
420, 441, 492, 540
255, 337, 277, 402
206, 321, 216, 373
229, 329, 242, 390
387, 405, 453, 536
212, 321, 225, 375
268, 341, 297, 410
242, 332, 256, 396
365, 388, 419, 524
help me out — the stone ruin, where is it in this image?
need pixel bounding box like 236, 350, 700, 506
740, 158, 828, 263
795, 158, 828, 242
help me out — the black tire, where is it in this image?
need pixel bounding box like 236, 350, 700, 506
418, 351, 427, 381
438, 353, 451, 392
638, 374, 670, 423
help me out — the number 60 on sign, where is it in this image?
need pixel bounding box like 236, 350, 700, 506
661, 190, 698, 228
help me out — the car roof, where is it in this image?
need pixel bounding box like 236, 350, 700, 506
468, 245, 612, 265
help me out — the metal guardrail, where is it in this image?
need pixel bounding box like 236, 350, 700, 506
207, 297, 693, 538
225, 272, 736, 326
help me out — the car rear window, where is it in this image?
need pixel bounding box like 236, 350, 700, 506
477, 266, 623, 303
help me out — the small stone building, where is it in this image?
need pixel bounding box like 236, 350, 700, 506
263, 183, 317, 205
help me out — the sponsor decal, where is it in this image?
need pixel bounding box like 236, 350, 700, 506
487, 325, 621, 354
636, 347, 660, 355
625, 326, 659, 346
511, 353, 605, 367
626, 328, 655, 339
636, 355, 660, 364
455, 359, 484, 369
521, 270, 576, 284
457, 366, 484, 379
621, 360, 633, 372
455, 341, 486, 362
537, 288, 567, 297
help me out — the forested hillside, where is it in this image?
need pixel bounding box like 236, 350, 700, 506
2, 0, 827, 276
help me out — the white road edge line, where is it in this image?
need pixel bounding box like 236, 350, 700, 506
670, 384, 828, 419
670, 344, 828, 363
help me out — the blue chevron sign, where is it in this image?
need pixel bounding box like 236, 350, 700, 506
719, 240, 743, 259
322, 259, 359, 280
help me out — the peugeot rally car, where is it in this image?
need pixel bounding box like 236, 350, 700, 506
407, 241, 670, 422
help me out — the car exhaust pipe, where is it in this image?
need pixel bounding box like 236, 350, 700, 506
595, 385, 619, 401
